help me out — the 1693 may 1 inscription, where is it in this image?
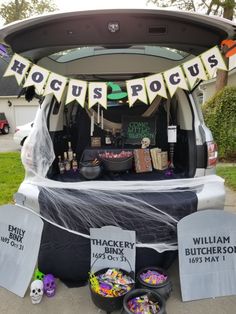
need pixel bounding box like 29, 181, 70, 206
185, 235, 235, 263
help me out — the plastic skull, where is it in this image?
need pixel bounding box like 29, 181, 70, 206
30, 279, 44, 304
43, 274, 56, 297
34, 268, 45, 281
141, 137, 151, 149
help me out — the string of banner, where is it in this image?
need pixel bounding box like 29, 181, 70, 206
3, 46, 228, 109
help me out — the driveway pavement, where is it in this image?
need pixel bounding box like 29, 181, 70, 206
0, 133, 20, 152
0, 134, 236, 313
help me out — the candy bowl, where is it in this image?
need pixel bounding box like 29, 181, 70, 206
89, 268, 135, 313
122, 288, 166, 314
136, 267, 172, 300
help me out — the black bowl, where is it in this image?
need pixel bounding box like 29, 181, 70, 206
101, 156, 133, 172
79, 162, 101, 180
136, 266, 172, 300
89, 268, 135, 313
122, 288, 166, 314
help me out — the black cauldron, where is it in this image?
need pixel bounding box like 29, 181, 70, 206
89, 268, 135, 313
101, 156, 133, 172
79, 161, 101, 180
136, 266, 172, 300
122, 288, 166, 314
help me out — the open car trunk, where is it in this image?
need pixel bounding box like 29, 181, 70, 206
47, 89, 197, 181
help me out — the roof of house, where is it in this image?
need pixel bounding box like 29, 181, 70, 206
0, 58, 22, 96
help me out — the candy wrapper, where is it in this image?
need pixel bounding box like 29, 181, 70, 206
89, 268, 134, 298
140, 270, 167, 285
127, 294, 160, 314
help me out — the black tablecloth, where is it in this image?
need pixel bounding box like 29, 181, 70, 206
38, 186, 197, 286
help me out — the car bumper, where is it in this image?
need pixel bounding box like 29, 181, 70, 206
17, 174, 225, 212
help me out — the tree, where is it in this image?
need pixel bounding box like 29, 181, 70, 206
0, 0, 57, 25
148, 0, 235, 17
148, 0, 235, 92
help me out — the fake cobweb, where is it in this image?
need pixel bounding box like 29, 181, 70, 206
19, 95, 205, 253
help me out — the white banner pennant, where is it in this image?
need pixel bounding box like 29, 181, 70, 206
23, 65, 49, 95
201, 46, 227, 79
88, 82, 107, 109
66, 79, 87, 107
164, 66, 189, 97
3, 53, 31, 85
145, 73, 167, 102
126, 78, 148, 107
43, 72, 67, 102
2, 46, 230, 105
183, 56, 208, 89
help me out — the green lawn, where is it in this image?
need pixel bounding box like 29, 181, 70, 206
0, 152, 235, 206
216, 164, 236, 191
0, 152, 25, 205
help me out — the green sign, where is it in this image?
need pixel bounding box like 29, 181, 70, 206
122, 116, 156, 145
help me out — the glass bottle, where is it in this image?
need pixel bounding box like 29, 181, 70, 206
72, 153, 78, 172
58, 155, 65, 174
105, 130, 112, 145
68, 141, 73, 162
64, 151, 71, 171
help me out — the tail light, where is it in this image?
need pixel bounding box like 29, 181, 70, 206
14, 128, 20, 133
207, 141, 218, 168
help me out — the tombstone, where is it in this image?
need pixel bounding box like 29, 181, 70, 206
178, 210, 236, 301
0, 204, 43, 297
90, 226, 136, 274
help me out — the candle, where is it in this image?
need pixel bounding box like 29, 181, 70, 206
90, 112, 93, 136
101, 110, 104, 129
90, 111, 94, 136
97, 104, 100, 124
92, 111, 94, 134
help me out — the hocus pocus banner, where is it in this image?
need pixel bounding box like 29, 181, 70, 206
3, 46, 227, 108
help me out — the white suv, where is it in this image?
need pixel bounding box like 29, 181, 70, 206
0, 9, 235, 283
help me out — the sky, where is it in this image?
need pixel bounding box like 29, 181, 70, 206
54, 0, 155, 12
0, 0, 157, 26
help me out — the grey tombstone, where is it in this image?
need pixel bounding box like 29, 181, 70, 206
90, 226, 136, 274
178, 210, 236, 301
0, 204, 43, 297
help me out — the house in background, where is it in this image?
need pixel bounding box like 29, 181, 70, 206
200, 55, 236, 103
0, 58, 39, 134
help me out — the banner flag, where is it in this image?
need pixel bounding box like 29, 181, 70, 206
3, 53, 31, 85
126, 78, 148, 107
23, 65, 50, 95
201, 46, 227, 79
66, 79, 87, 107
183, 57, 208, 89
164, 66, 189, 97
2, 46, 230, 106
145, 73, 167, 102
88, 82, 107, 109
43, 72, 67, 102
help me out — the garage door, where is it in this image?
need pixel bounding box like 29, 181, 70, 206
14, 105, 38, 126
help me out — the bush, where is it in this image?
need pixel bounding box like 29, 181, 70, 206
202, 86, 236, 160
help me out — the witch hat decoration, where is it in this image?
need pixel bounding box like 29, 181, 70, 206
107, 82, 128, 100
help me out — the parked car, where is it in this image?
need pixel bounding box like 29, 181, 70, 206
0, 9, 234, 284
0, 112, 10, 134
13, 121, 34, 146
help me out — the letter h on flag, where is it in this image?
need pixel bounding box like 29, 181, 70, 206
4, 53, 31, 85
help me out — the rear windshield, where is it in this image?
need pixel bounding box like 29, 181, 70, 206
49, 46, 190, 63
